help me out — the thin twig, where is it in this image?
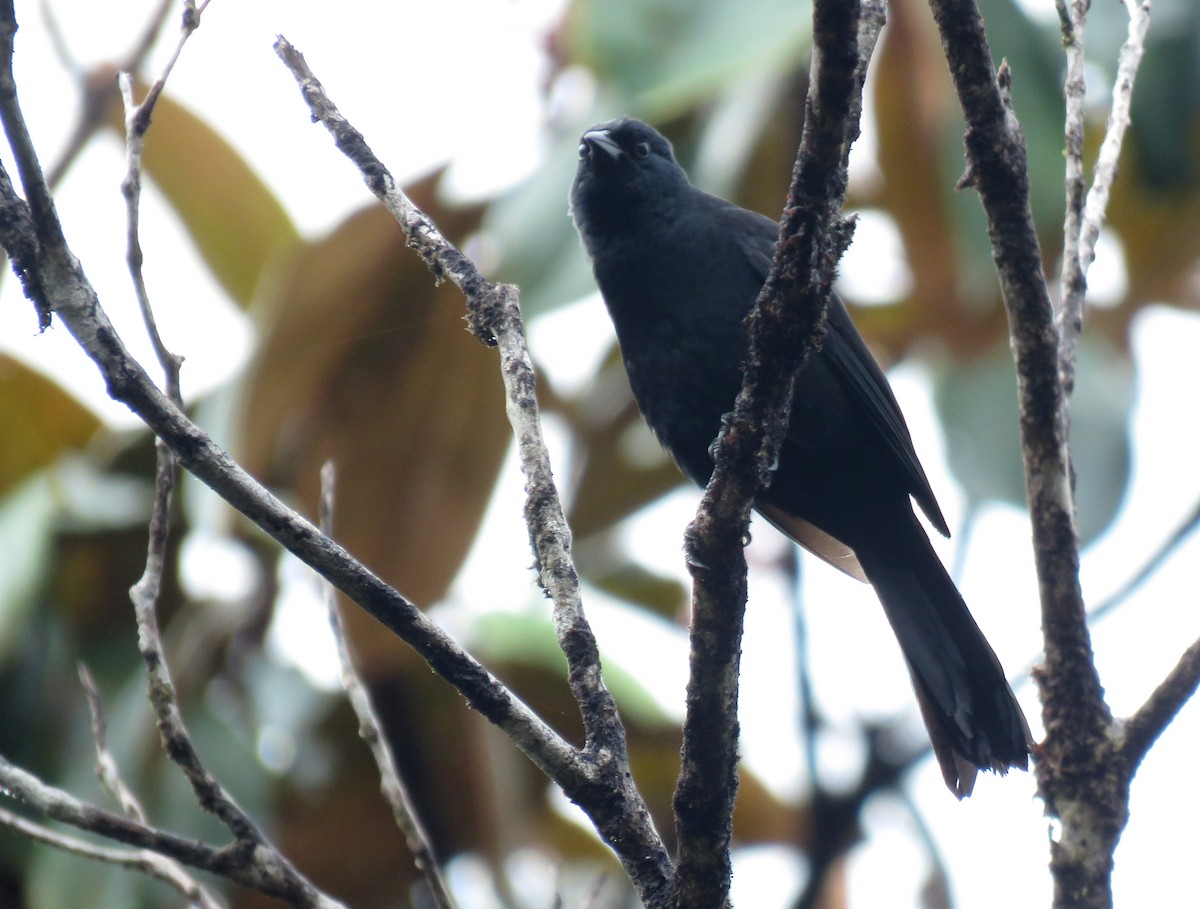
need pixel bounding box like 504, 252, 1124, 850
43, 0, 177, 188
1077, 0, 1151, 278
1009, 496, 1200, 688
77, 663, 150, 824
1057, 0, 1152, 390
0, 754, 217, 867
119, 70, 183, 401
0, 753, 345, 904
1121, 636, 1200, 770
1090, 496, 1200, 623
0, 803, 224, 909
76, 665, 225, 909
126, 0, 212, 147
109, 10, 346, 903
1056, 0, 1089, 393
122, 106, 233, 849
126, 184, 341, 909
119, 0, 214, 399
318, 462, 457, 909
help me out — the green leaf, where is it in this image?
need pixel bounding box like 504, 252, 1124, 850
935, 338, 1133, 543
0, 476, 57, 662
488, 130, 599, 320
473, 609, 673, 726
568, 0, 812, 117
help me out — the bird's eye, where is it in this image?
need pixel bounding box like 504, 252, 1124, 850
633, 141, 651, 159
577, 142, 588, 159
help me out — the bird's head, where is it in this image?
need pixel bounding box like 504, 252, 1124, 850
570, 118, 691, 250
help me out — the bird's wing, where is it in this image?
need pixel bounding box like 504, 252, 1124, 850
822, 303, 949, 536
720, 202, 779, 277
725, 202, 950, 537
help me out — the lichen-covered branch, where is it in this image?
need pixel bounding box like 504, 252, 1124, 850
318, 462, 457, 909
1057, 0, 1152, 391
272, 37, 672, 905
925, 1, 1154, 907
671, 3, 884, 907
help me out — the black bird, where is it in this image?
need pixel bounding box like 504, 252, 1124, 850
570, 117, 1031, 797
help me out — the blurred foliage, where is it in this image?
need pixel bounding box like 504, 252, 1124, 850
0, 358, 99, 501
936, 338, 1134, 542
105, 84, 302, 309
3, 0, 1200, 907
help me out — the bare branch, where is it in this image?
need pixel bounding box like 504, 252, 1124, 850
0, 754, 214, 866
270, 36, 608, 744
923, 2, 1161, 906
43, 0, 177, 188
1090, 496, 1200, 624
0, 1, 67, 259
0, 754, 346, 908
126, 440, 245, 825
78, 663, 150, 824
0, 5, 345, 904
109, 12, 343, 904
1122, 637, 1200, 771
272, 36, 672, 905
1056, 0, 1088, 392
671, 3, 883, 907
76, 665, 225, 909
123, 259, 342, 909
1057, 0, 1152, 390
0, 7, 671, 901
267, 45, 615, 769
119, 69, 183, 401
925, 0, 1105, 747
0, 804, 224, 909
0, 13, 52, 330
1077, 0, 1150, 282
318, 462, 457, 909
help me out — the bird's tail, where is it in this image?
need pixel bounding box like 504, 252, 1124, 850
854, 516, 1032, 797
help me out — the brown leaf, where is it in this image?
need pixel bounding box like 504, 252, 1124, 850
107, 87, 301, 308
0, 355, 100, 496
236, 180, 509, 672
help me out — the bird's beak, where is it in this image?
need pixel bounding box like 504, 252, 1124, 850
580, 129, 622, 161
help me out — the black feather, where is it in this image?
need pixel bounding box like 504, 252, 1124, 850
571, 117, 1031, 796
